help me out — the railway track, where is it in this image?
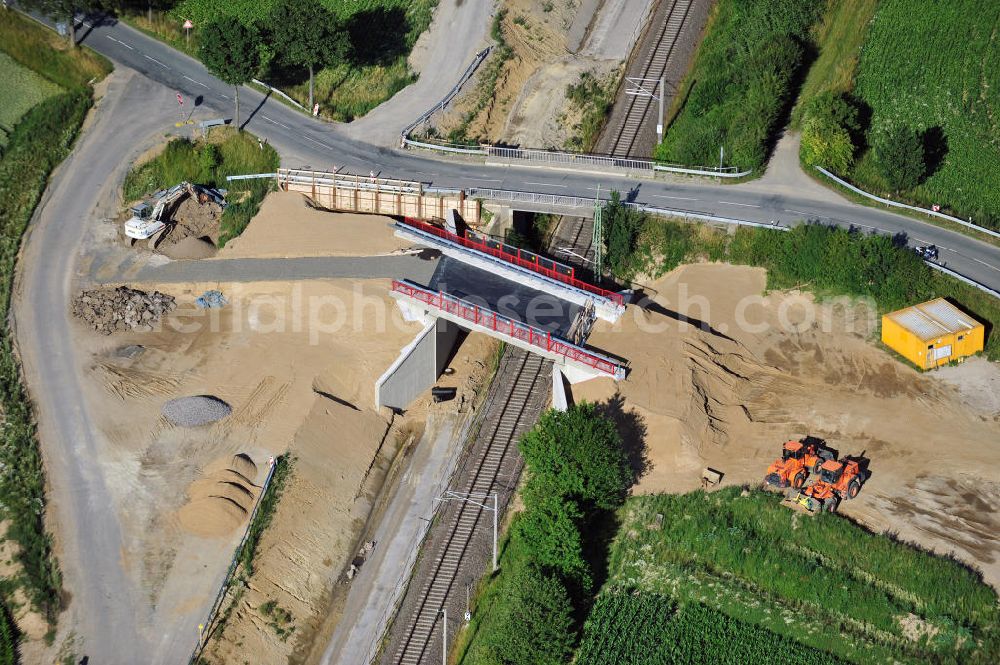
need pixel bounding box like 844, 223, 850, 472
555, 0, 702, 278
603, 0, 695, 158
380, 8, 708, 658
386, 350, 550, 665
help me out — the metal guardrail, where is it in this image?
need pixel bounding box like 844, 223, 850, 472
392, 280, 626, 379
466, 188, 788, 231
401, 46, 493, 141
251, 78, 307, 111
815, 166, 1000, 240
484, 146, 751, 178
277, 168, 425, 194
926, 262, 1000, 299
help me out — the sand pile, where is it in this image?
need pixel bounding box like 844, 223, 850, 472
218, 191, 408, 259
73, 286, 176, 334
160, 235, 217, 260
178, 454, 260, 538
162, 395, 232, 427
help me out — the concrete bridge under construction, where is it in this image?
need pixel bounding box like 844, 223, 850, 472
375, 217, 628, 410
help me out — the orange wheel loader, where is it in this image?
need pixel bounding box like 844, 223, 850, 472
792, 459, 868, 513
763, 439, 835, 490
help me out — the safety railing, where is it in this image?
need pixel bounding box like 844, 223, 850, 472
392, 280, 626, 380
398, 217, 625, 305
277, 168, 424, 194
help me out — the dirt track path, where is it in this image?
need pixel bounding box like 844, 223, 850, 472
12, 70, 196, 664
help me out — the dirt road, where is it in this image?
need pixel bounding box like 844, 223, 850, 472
11, 71, 199, 663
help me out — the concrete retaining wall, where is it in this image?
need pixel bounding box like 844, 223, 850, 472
376, 319, 460, 410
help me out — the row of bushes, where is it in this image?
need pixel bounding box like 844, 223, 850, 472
460, 404, 632, 664
576, 591, 845, 665
122, 129, 279, 246
600, 195, 1000, 361
655, 0, 822, 171
607, 490, 1000, 663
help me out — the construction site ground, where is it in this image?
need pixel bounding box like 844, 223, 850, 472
429, 0, 653, 148
572, 262, 1000, 587
53, 183, 497, 663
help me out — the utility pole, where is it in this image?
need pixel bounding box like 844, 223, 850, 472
440, 608, 448, 665
625, 77, 668, 144
593, 184, 603, 282
434, 491, 499, 572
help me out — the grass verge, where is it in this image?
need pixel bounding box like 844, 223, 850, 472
0, 9, 111, 632
121, 127, 279, 246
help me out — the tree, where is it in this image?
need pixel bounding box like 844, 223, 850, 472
270, 0, 348, 110
515, 486, 591, 593
873, 124, 925, 192
519, 403, 632, 513
800, 92, 860, 173
601, 190, 646, 281
19, 0, 104, 47
482, 564, 576, 665
199, 17, 260, 129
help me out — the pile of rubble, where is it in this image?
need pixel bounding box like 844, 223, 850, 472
73, 286, 176, 334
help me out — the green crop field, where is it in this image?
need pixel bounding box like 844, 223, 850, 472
577, 592, 846, 665
601, 489, 1000, 664
168, 0, 437, 120
0, 52, 60, 147
848, 0, 1000, 229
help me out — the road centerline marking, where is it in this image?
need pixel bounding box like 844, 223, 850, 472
653, 194, 698, 201
720, 201, 760, 208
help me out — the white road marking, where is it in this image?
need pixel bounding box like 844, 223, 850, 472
526, 182, 565, 188
968, 255, 1000, 272
720, 200, 760, 208
220, 94, 231, 100
784, 209, 811, 216
302, 135, 333, 149
653, 194, 698, 201
468, 178, 502, 183
106, 35, 134, 50
261, 116, 290, 129
183, 76, 209, 88
143, 55, 169, 69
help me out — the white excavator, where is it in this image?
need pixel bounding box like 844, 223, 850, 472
123, 182, 226, 240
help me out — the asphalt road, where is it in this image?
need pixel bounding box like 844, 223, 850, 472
69, 13, 1000, 293
12, 71, 190, 664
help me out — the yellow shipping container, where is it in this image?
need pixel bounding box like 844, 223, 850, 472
882, 298, 984, 369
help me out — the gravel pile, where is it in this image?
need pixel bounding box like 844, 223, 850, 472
73, 287, 176, 334
162, 395, 232, 427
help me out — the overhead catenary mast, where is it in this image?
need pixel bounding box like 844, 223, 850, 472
593, 184, 603, 282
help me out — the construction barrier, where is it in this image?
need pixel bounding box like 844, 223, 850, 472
398, 217, 625, 306
392, 280, 626, 380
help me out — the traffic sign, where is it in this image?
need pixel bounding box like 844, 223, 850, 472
177, 93, 184, 105
183, 19, 193, 29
